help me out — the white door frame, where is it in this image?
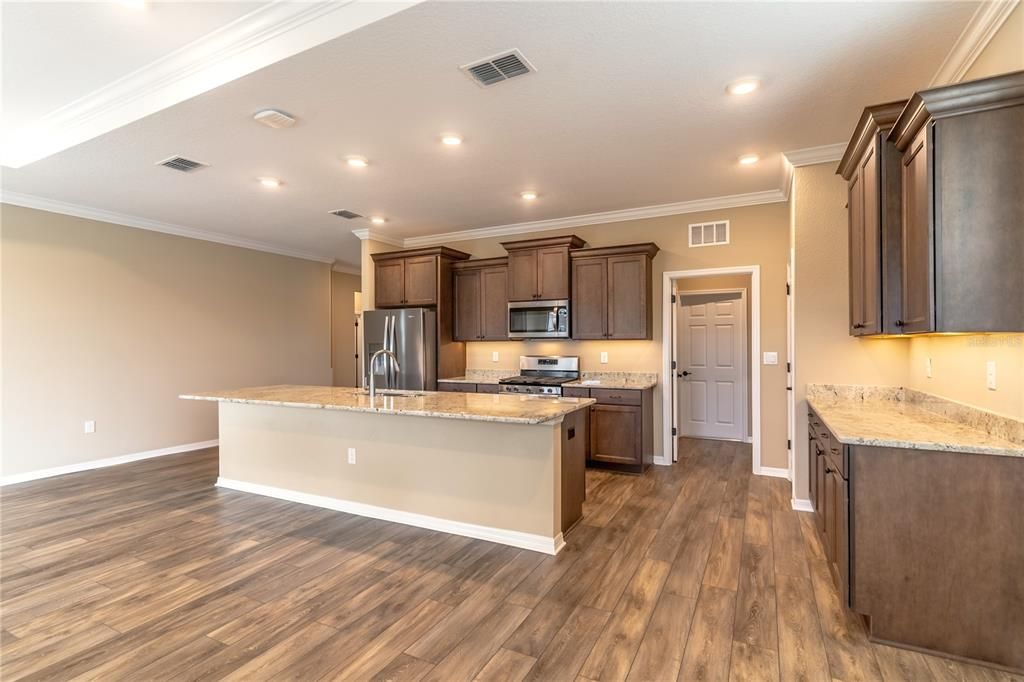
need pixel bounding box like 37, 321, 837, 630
676, 288, 748, 443
661, 266, 761, 474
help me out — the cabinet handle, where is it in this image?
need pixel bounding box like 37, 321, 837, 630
853, 323, 865, 329
825, 467, 834, 474
895, 320, 904, 327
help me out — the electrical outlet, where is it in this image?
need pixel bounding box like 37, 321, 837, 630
763, 352, 778, 365
600, 352, 609, 364
986, 361, 997, 390
83, 420, 96, 434
347, 447, 356, 464
491, 351, 499, 363
926, 357, 933, 378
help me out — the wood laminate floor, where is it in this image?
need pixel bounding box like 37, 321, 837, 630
2, 439, 1019, 681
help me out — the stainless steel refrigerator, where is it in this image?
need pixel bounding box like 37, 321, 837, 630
362, 309, 437, 391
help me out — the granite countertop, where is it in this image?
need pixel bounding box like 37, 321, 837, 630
807, 387, 1023, 458
180, 385, 594, 425
437, 369, 517, 385
564, 372, 658, 390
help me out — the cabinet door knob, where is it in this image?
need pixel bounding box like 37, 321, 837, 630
896, 320, 904, 327
853, 323, 865, 329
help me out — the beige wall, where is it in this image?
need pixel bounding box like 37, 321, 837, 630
331, 271, 361, 387
676, 274, 753, 438
963, 4, 1023, 81
1, 204, 331, 477
791, 164, 910, 499
451, 203, 791, 468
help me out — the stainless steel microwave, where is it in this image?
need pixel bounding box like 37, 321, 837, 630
508, 300, 570, 339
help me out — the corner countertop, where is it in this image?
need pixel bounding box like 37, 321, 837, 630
180, 385, 594, 425
807, 387, 1023, 458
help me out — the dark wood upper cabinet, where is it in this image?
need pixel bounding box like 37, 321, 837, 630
570, 257, 607, 339
570, 243, 659, 340
374, 259, 406, 308
501, 235, 585, 302
838, 100, 905, 336
887, 71, 1024, 333
371, 246, 470, 308
452, 258, 508, 341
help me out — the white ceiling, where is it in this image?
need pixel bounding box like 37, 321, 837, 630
1, 2, 267, 131
1, 1, 981, 269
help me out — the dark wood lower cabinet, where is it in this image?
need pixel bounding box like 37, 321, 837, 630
437, 382, 500, 394
564, 386, 653, 474
808, 406, 1024, 672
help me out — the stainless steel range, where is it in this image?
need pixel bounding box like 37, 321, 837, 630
498, 356, 580, 396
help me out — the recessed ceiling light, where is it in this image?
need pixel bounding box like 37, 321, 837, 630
258, 177, 281, 188
520, 190, 538, 201
441, 134, 463, 146
120, 0, 146, 9
370, 216, 387, 225
345, 156, 369, 168
738, 154, 759, 166
727, 78, 760, 96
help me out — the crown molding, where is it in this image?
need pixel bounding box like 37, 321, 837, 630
1, 191, 334, 263
782, 143, 847, 169
400, 189, 788, 248
351, 228, 405, 247
930, 0, 1020, 87
332, 263, 361, 275
1, 0, 423, 168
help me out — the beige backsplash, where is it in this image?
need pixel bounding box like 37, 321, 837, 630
465, 340, 659, 373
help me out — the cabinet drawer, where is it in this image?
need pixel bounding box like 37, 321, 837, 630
562, 387, 591, 399
438, 382, 475, 393
590, 388, 641, 405
476, 383, 500, 394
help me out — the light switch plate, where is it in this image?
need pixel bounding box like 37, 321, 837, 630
926, 357, 933, 378
986, 361, 997, 390
763, 352, 778, 365
491, 351, 499, 362
347, 447, 356, 464
83, 420, 96, 434
600, 352, 609, 364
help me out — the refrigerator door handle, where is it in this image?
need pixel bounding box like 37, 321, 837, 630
387, 314, 397, 388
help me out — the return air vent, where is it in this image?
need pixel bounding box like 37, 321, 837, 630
461, 49, 535, 87
689, 220, 730, 247
329, 209, 362, 219
157, 156, 207, 172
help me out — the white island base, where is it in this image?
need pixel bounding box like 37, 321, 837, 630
208, 396, 590, 555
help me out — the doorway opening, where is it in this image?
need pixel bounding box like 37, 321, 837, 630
677, 286, 749, 443
661, 266, 762, 473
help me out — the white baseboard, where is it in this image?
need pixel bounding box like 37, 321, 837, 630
653, 456, 672, 466
756, 466, 791, 480
216, 477, 565, 555
0, 439, 218, 486
791, 498, 814, 512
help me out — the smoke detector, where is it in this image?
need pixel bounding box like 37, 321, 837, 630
253, 109, 296, 129
460, 49, 536, 87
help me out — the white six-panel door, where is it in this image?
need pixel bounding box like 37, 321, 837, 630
678, 292, 746, 441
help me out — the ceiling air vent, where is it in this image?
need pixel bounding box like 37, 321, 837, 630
157, 156, 207, 172
329, 209, 362, 220
461, 49, 535, 87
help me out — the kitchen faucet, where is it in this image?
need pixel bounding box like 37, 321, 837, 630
368, 349, 400, 402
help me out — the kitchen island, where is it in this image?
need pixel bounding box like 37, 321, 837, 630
180, 385, 594, 554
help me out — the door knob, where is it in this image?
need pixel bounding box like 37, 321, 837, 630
680, 371, 692, 377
